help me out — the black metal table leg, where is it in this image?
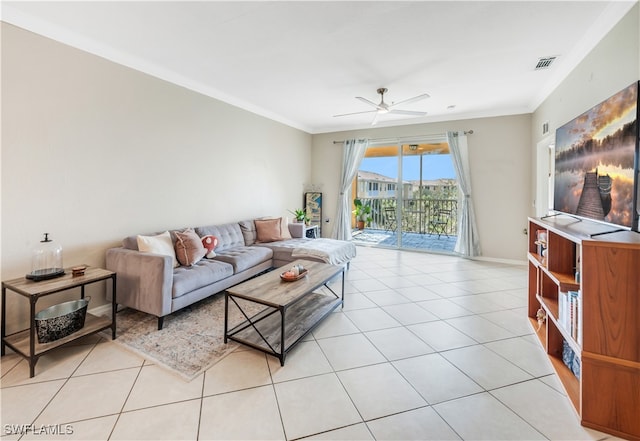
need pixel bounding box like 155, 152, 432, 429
280, 307, 286, 366
29, 296, 37, 378
1, 285, 6, 356
341, 269, 345, 307
224, 292, 229, 344
111, 274, 117, 339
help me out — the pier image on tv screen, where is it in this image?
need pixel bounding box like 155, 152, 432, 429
554, 82, 638, 228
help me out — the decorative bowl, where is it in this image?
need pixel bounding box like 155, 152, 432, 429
280, 269, 308, 282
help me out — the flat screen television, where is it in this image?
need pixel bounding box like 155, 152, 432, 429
553, 81, 639, 231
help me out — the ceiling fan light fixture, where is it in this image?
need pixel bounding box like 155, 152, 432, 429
334, 87, 429, 125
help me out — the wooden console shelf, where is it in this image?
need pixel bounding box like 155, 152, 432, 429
528, 217, 640, 440
1, 267, 117, 378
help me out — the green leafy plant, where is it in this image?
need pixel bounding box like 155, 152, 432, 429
353, 198, 372, 227
289, 208, 310, 224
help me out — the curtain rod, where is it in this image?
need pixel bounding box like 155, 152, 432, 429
332, 130, 473, 144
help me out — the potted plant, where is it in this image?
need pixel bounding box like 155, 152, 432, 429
353, 198, 372, 230
289, 208, 310, 225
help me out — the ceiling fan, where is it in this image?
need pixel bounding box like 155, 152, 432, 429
333, 88, 429, 125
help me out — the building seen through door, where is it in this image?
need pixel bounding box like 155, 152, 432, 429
352, 141, 459, 253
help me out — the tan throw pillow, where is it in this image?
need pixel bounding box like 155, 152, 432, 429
174, 228, 207, 266
137, 231, 179, 268
255, 218, 283, 243
260, 216, 292, 239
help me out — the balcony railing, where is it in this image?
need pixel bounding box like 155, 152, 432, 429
355, 197, 458, 236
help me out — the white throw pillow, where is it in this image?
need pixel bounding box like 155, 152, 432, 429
137, 231, 179, 268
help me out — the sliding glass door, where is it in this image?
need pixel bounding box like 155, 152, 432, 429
353, 139, 459, 252
353, 145, 400, 246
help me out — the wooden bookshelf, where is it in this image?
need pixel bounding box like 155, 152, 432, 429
528, 217, 640, 440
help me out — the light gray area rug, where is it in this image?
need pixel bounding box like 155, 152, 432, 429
107, 294, 263, 381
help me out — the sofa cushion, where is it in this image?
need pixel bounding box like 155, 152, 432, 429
123, 229, 183, 251
136, 231, 179, 268
255, 238, 308, 263
257, 238, 356, 266
123, 235, 138, 250
255, 218, 283, 243
195, 223, 245, 251
172, 259, 234, 299
175, 228, 207, 266
239, 218, 291, 246
238, 220, 257, 245
213, 246, 273, 273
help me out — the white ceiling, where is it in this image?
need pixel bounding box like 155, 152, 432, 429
2, 1, 636, 134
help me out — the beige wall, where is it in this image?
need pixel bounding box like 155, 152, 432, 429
311, 114, 532, 262
314, 4, 640, 263
1, 23, 311, 329
2, 4, 638, 329
533, 4, 639, 143
531, 4, 640, 216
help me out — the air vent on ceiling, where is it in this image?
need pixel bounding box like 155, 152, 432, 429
535, 57, 556, 70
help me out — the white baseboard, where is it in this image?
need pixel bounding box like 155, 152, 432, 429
88, 303, 118, 316
472, 255, 527, 266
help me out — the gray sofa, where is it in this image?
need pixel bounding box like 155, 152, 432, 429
106, 219, 356, 329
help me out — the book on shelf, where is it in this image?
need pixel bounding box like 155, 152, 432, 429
567, 290, 582, 345
562, 339, 581, 379
569, 291, 579, 341
562, 339, 574, 368
577, 291, 583, 347
559, 290, 582, 347
574, 244, 581, 283
559, 290, 568, 330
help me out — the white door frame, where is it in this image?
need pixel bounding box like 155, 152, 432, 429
535, 135, 554, 218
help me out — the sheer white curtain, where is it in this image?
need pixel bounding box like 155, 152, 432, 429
447, 131, 481, 257
333, 139, 369, 240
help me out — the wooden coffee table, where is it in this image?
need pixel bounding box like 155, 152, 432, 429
224, 259, 345, 365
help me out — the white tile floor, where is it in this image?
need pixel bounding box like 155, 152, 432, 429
1, 246, 620, 440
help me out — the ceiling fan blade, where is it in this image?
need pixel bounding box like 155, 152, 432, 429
388, 109, 427, 116
336, 89, 428, 121
333, 110, 377, 117
355, 96, 380, 108
389, 93, 430, 108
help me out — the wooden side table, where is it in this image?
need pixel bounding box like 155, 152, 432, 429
1, 267, 116, 377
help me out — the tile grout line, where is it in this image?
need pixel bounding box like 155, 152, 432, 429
106, 356, 147, 440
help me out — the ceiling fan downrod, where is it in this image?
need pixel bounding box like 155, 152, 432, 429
376, 88, 390, 113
